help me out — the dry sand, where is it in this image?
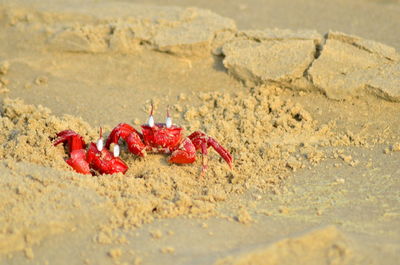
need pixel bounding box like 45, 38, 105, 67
0, 0, 399, 264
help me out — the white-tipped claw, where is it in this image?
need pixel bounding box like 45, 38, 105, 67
113, 144, 120, 157
166, 116, 172, 128
148, 115, 155, 127
96, 138, 104, 151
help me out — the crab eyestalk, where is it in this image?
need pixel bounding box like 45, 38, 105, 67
96, 127, 104, 151
148, 103, 155, 127
113, 144, 120, 157
166, 105, 172, 128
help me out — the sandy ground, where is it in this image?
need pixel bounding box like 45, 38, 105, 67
0, 0, 399, 264
120, 0, 400, 51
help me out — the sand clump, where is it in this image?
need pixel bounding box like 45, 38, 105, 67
235, 208, 253, 225
160, 246, 175, 254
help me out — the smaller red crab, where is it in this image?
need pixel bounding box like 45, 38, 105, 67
105, 105, 233, 173
54, 128, 128, 175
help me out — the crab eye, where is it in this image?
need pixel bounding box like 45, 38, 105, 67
148, 115, 155, 127
148, 103, 155, 127
166, 105, 172, 128
96, 127, 104, 151
166, 116, 172, 128
96, 138, 104, 151
113, 144, 120, 157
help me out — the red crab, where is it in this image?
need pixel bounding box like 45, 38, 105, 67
105, 105, 233, 173
54, 128, 128, 175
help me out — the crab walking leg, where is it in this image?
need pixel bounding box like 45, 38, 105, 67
53, 130, 91, 175
168, 138, 196, 164
188, 131, 233, 169
200, 142, 208, 172
105, 123, 146, 157
207, 138, 233, 168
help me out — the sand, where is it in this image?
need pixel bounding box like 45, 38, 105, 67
0, 0, 399, 264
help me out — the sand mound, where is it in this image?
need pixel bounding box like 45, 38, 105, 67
0, 162, 110, 255
0, 98, 96, 169
0, 84, 342, 253
0, 99, 108, 254
215, 226, 356, 265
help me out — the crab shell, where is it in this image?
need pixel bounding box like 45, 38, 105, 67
141, 123, 183, 152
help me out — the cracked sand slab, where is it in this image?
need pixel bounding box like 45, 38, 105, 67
0, 2, 236, 56
222, 38, 316, 87
237, 29, 323, 43
309, 32, 400, 101
2, 1, 399, 101
221, 30, 400, 102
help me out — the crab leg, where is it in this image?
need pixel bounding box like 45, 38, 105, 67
199, 141, 208, 172
53, 130, 86, 150
105, 123, 146, 157
53, 130, 91, 175
188, 131, 233, 170
208, 138, 233, 168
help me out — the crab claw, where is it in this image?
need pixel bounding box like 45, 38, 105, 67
53, 130, 91, 175
53, 130, 86, 151
87, 143, 128, 175
65, 149, 91, 175
188, 131, 233, 171
168, 138, 196, 164
105, 123, 146, 157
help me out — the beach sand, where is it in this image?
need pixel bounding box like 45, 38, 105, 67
0, 0, 399, 264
